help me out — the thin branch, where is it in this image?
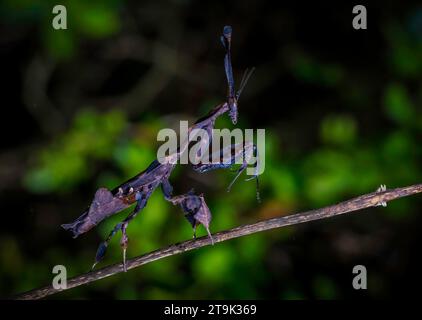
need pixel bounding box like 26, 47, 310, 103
15, 183, 422, 300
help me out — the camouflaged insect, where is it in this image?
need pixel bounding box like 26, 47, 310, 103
62, 26, 260, 271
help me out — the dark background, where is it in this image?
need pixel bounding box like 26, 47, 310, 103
0, 0, 421, 299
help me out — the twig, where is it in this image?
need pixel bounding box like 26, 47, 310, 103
15, 183, 422, 300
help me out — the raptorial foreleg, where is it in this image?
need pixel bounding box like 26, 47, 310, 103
192, 141, 261, 201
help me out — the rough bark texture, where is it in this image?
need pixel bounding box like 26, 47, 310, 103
15, 183, 422, 300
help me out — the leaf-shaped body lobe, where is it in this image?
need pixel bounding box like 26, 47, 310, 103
62, 187, 127, 237
88, 188, 128, 225
194, 195, 212, 229
181, 195, 202, 215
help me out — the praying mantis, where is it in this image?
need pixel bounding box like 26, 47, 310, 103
62, 26, 260, 271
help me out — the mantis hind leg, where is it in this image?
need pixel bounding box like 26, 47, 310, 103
91, 190, 149, 271
227, 162, 247, 192
118, 191, 149, 271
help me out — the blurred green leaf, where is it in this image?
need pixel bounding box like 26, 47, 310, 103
289, 51, 344, 86
193, 246, 235, 284
24, 109, 127, 193
113, 141, 156, 177
383, 83, 414, 125
44, 27, 76, 60
269, 166, 298, 205
312, 275, 338, 299
74, 4, 120, 38
385, 24, 422, 77
303, 150, 354, 206
320, 114, 357, 146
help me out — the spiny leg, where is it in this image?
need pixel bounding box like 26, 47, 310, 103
248, 143, 261, 202
193, 224, 197, 239
227, 162, 247, 193
185, 213, 199, 240
120, 223, 129, 272
119, 190, 149, 271
161, 178, 173, 200
91, 190, 148, 271
91, 222, 122, 270
206, 227, 214, 245
192, 142, 260, 201
193, 159, 246, 193
178, 196, 202, 240
254, 176, 261, 203
192, 123, 214, 165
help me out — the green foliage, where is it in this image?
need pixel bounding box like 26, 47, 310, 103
313, 275, 338, 299
0, 0, 121, 60
320, 114, 357, 146
288, 51, 344, 86
384, 24, 422, 78
193, 246, 235, 284
383, 83, 415, 125
72, 1, 120, 38
5, 2, 421, 300
24, 109, 126, 193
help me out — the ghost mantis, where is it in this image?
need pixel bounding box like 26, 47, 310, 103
62, 26, 261, 271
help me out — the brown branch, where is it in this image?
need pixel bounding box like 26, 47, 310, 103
15, 183, 422, 300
